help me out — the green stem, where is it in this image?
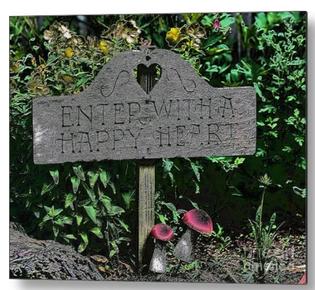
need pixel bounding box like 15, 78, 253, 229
257, 187, 266, 282
259, 187, 266, 235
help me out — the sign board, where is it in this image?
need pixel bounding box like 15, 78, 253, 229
33, 49, 256, 164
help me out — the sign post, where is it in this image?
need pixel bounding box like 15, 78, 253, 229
33, 47, 256, 268
137, 161, 155, 267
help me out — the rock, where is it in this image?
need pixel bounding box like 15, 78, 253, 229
9, 222, 104, 280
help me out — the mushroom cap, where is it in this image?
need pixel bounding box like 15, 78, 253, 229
182, 209, 213, 234
298, 272, 306, 284
150, 224, 174, 241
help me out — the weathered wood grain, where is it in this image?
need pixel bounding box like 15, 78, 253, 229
33, 49, 256, 164
138, 162, 155, 267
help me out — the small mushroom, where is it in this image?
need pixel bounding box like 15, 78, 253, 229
149, 223, 174, 273
174, 209, 213, 262
299, 272, 307, 284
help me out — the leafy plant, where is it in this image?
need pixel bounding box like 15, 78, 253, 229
212, 223, 232, 252
37, 165, 131, 257
248, 174, 283, 282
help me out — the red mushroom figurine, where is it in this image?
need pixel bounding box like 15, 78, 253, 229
299, 272, 306, 284
174, 209, 213, 262
149, 223, 174, 273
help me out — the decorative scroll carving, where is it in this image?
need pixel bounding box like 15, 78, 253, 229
167, 68, 196, 93
100, 70, 130, 98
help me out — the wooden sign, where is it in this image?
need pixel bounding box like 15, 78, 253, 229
33, 49, 256, 164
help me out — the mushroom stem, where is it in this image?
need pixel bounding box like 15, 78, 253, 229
174, 228, 196, 262
149, 241, 167, 273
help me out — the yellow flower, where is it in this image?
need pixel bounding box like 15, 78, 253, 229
64, 47, 74, 58
166, 27, 181, 44
98, 40, 109, 54
10, 62, 20, 74
62, 75, 74, 83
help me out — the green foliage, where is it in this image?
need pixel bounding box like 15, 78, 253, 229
10, 13, 306, 258
212, 223, 232, 252
248, 175, 283, 282
10, 16, 139, 257
36, 164, 131, 256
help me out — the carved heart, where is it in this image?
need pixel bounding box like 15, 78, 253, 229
135, 63, 161, 94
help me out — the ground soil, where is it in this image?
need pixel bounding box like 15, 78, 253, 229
89, 232, 306, 284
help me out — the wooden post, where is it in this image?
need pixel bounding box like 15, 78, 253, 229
137, 59, 157, 268
137, 161, 155, 268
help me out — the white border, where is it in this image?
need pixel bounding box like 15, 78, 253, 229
2, 0, 313, 289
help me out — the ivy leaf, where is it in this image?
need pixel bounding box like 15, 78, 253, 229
100, 170, 109, 188
108, 206, 125, 216
54, 218, 64, 227
64, 234, 77, 240
46, 206, 63, 217
108, 181, 116, 195
49, 169, 59, 185
73, 165, 85, 181
87, 171, 99, 188
53, 226, 59, 238
162, 158, 175, 185
109, 241, 119, 257
100, 196, 112, 212
65, 193, 75, 210
90, 227, 103, 239
84, 205, 98, 224
162, 202, 180, 222
78, 232, 89, 253
82, 182, 96, 202
61, 216, 73, 225
75, 215, 83, 226
71, 176, 80, 194
109, 250, 116, 258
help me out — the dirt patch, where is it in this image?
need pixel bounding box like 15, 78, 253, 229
90, 232, 306, 284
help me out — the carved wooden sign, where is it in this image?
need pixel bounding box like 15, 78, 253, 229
33, 49, 256, 164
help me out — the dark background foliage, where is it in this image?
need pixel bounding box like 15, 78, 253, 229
9, 12, 306, 259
